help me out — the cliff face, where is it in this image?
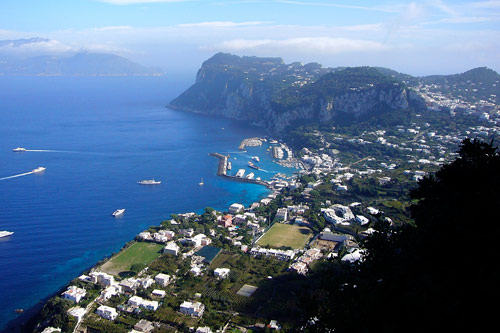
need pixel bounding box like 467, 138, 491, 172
169, 53, 422, 134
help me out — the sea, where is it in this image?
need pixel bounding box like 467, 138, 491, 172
0, 75, 295, 331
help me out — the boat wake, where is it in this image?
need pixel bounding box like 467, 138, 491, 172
25, 149, 73, 153
0, 171, 35, 181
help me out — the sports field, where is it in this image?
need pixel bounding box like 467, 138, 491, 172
257, 223, 313, 249
101, 242, 164, 276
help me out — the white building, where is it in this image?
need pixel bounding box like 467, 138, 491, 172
191, 234, 211, 247
355, 215, 370, 225
233, 214, 247, 225
61, 286, 86, 303
214, 268, 230, 279
275, 208, 288, 221
289, 261, 308, 275
90, 271, 115, 287
180, 301, 205, 317
250, 247, 295, 261
163, 242, 180, 256
155, 273, 170, 287
229, 203, 245, 214
96, 305, 118, 320
100, 285, 122, 301
196, 327, 213, 333
67, 306, 86, 323
128, 296, 159, 311
152, 289, 166, 298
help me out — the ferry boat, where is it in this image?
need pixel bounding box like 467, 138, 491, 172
138, 179, 161, 185
199, 177, 204, 186
12, 147, 26, 152
32, 167, 46, 173
112, 209, 125, 217
0, 231, 14, 238
252, 156, 260, 162
248, 162, 259, 170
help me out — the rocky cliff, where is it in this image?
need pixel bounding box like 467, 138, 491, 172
169, 53, 423, 134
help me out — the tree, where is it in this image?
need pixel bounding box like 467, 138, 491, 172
309, 139, 500, 332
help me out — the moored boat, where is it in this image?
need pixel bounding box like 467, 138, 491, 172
248, 162, 259, 170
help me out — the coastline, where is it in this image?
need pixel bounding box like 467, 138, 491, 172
8, 137, 291, 332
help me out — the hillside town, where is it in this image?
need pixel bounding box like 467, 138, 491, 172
36, 87, 500, 333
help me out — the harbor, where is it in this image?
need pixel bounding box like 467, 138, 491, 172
209, 153, 272, 188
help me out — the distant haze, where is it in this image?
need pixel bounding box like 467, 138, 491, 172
0, 0, 499, 77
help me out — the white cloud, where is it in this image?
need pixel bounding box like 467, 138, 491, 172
97, 0, 189, 4
177, 21, 268, 28
273, 0, 398, 13
93, 26, 134, 31
211, 37, 389, 55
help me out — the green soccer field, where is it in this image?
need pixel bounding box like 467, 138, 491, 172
257, 223, 313, 249
100, 242, 164, 276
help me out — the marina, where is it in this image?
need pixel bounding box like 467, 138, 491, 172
209, 153, 272, 188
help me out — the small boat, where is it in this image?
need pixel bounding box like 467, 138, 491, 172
112, 209, 125, 217
15, 309, 24, 313
138, 179, 161, 185
252, 156, 260, 162
199, 177, 204, 186
0, 231, 14, 238
248, 162, 259, 170
32, 167, 46, 173
12, 147, 26, 152
227, 162, 232, 170
246, 172, 255, 180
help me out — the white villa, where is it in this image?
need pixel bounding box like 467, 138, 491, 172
163, 242, 180, 256
214, 268, 230, 279
154, 273, 170, 287
180, 301, 205, 317
61, 286, 86, 303
128, 296, 159, 311
96, 305, 118, 320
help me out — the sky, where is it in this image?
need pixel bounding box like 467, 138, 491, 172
0, 0, 499, 76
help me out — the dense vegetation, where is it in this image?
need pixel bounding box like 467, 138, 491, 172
287, 139, 499, 332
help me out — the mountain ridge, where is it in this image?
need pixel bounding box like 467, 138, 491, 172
169, 53, 499, 133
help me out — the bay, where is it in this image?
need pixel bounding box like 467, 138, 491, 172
0, 76, 289, 330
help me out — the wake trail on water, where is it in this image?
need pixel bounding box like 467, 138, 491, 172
25, 149, 76, 153
0, 171, 35, 181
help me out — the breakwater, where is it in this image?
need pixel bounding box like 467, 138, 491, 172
209, 153, 272, 188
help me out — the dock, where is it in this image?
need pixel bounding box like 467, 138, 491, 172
209, 153, 272, 188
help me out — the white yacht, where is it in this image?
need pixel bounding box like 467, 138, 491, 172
32, 167, 46, 173
112, 209, 125, 217
252, 156, 260, 162
12, 147, 26, 152
246, 172, 255, 180
199, 177, 204, 186
0, 231, 14, 238
138, 179, 161, 185
235, 169, 245, 177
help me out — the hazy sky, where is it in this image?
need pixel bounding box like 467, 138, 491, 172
1, 0, 499, 76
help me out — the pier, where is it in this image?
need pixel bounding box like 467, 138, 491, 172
209, 153, 272, 188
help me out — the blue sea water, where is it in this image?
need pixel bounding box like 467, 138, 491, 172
0, 76, 293, 330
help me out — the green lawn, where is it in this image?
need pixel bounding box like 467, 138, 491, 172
257, 223, 313, 249
101, 242, 164, 276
